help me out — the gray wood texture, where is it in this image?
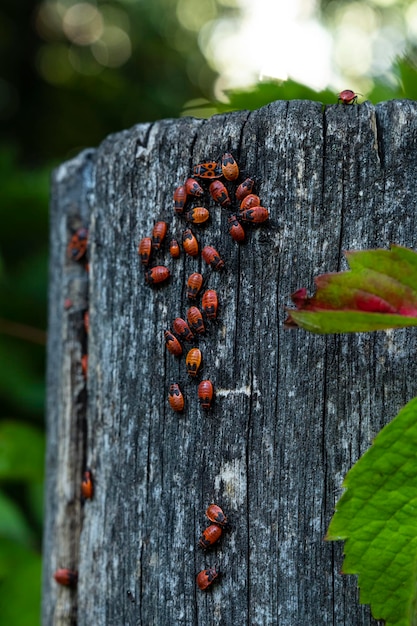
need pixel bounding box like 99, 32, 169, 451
43, 99, 417, 625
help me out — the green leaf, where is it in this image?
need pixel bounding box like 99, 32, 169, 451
0, 490, 33, 545
395, 57, 417, 101
285, 245, 417, 333
326, 397, 417, 626
0, 421, 45, 482
0, 340, 45, 415
211, 78, 337, 114
25, 481, 44, 529
0, 540, 41, 626
286, 310, 417, 333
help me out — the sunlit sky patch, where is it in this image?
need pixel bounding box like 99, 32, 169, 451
199, 0, 337, 98
198, 0, 411, 99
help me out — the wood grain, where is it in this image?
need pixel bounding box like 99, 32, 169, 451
43, 100, 417, 625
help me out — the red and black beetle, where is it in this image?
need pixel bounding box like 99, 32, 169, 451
338, 89, 360, 104
199, 524, 222, 549
152, 221, 168, 250
228, 214, 245, 242
168, 383, 185, 412
54, 568, 78, 587
182, 228, 199, 257
145, 266, 170, 285
236, 177, 255, 201
196, 566, 219, 590
206, 504, 228, 527
198, 380, 214, 409
209, 180, 231, 207
138, 237, 152, 265
221, 152, 239, 181
173, 317, 194, 342
187, 272, 204, 300
81, 469, 94, 500
67, 228, 88, 262
187, 306, 205, 334
193, 161, 222, 179
185, 177, 204, 197
164, 330, 183, 356
173, 185, 187, 214
202, 246, 224, 270
186, 347, 202, 377
239, 207, 269, 223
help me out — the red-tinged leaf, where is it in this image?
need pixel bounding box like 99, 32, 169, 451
285, 245, 417, 333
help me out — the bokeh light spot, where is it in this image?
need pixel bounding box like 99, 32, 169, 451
176, 0, 218, 33
334, 2, 379, 31
406, 1, 417, 41
63, 3, 103, 45
91, 26, 132, 67
100, 4, 131, 33
371, 0, 398, 6
334, 25, 373, 76
35, 1, 64, 40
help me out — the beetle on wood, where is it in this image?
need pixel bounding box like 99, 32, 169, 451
81, 469, 94, 500
164, 330, 183, 356
54, 568, 78, 587
240, 194, 261, 211
236, 177, 255, 201
196, 566, 219, 590
338, 89, 360, 104
169, 239, 180, 259
185, 207, 210, 225
145, 266, 170, 285
152, 221, 168, 250
168, 383, 185, 412
193, 161, 222, 179
186, 347, 202, 377
67, 227, 88, 262
198, 380, 214, 409
209, 180, 231, 207
173, 317, 194, 342
185, 177, 204, 197
187, 306, 205, 334
228, 214, 245, 242
199, 524, 222, 549
201, 290, 218, 320
202, 245, 224, 270
187, 272, 204, 300
173, 185, 187, 214
221, 152, 239, 181
182, 228, 199, 257
206, 504, 228, 527
239, 207, 269, 223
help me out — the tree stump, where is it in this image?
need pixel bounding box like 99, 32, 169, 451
43, 100, 417, 625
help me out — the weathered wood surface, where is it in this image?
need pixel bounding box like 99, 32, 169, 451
43, 100, 417, 625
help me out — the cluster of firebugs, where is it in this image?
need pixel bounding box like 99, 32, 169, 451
137, 152, 269, 420
136, 151, 271, 590
60, 154, 250, 593
58, 90, 360, 593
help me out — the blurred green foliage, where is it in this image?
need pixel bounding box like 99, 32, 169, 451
208, 58, 417, 115
0, 419, 44, 623
1, 0, 417, 622
0, 0, 220, 621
